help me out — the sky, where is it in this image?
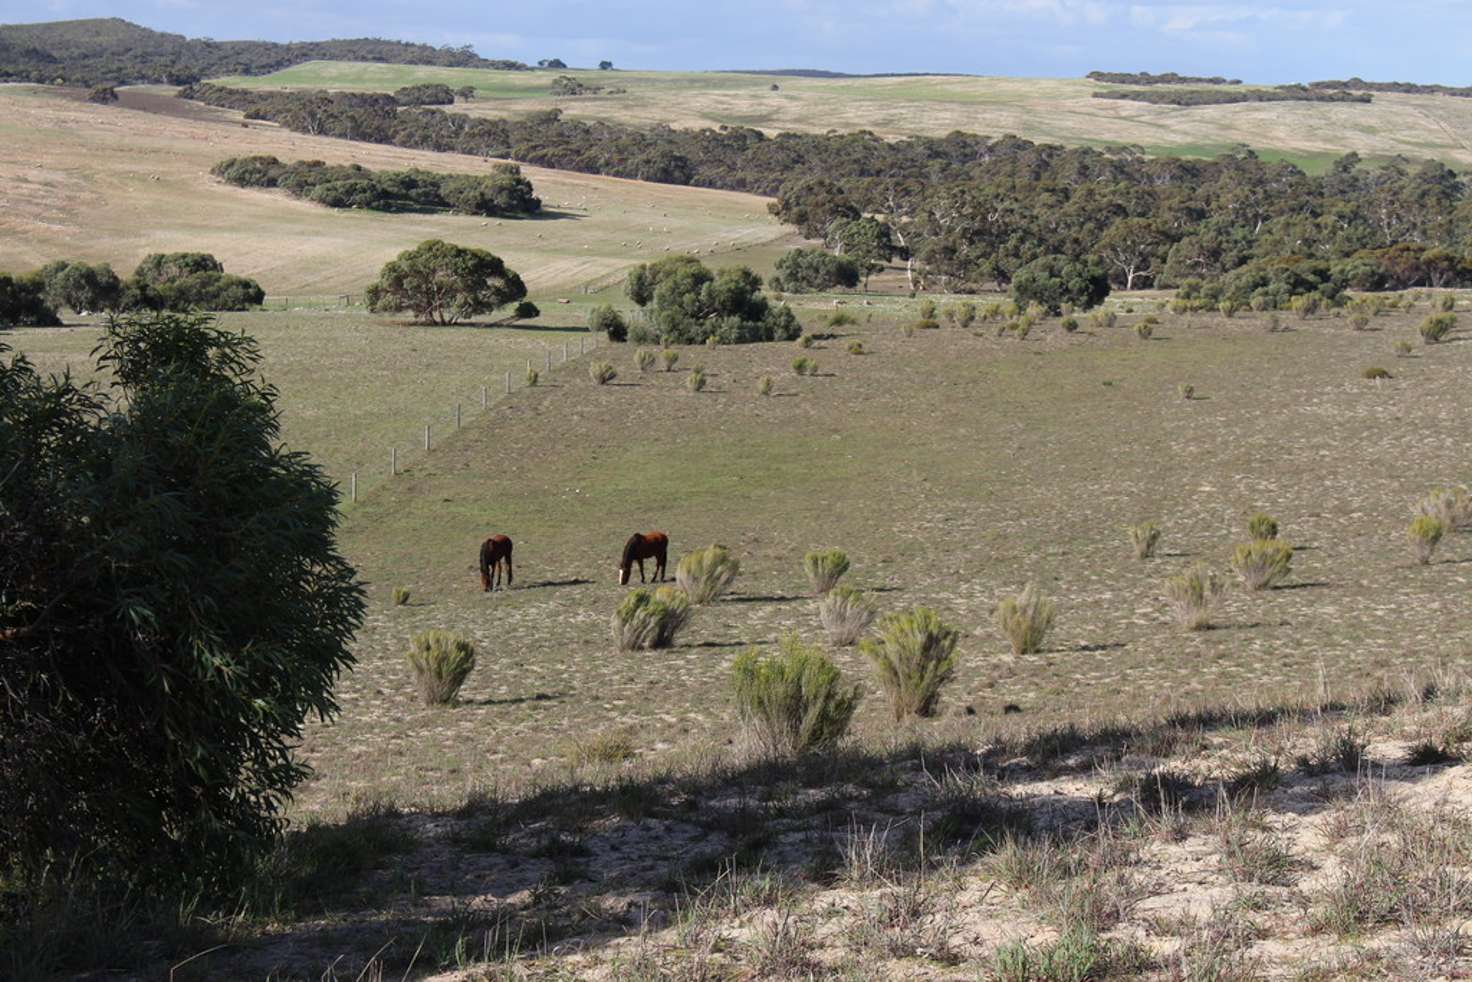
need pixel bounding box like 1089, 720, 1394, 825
4, 1, 1471, 85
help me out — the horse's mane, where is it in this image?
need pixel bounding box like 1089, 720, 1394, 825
619, 533, 642, 569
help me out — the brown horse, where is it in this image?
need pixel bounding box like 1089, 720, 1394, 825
479, 535, 514, 591
618, 531, 668, 586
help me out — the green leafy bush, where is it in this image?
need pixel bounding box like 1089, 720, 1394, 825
1011, 254, 1110, 314
861, 607, 961, 719
818, 585, 878, 646
525, 367, 539, 387
676, 545, 739, 604
993, 583, 1056, 656
797, 333, 815, 348
512, 300, 540, 321
405, 631, 476, 706
365, 241, 521, 325
731, 635, 860, 757
0, 272, 61, 327
1135, 322, 1154, 340
660, 348, 680, 372
847, 340, 865, 354
1408, 516, 1445, 565
792, 356, 818, 376
1164, 563, 1222, 631
624, 255, 799, 345
1061, 316, 1079, 333
1128, 522, 1161, 559
588, 304, 627, 342
803, 548, 850, 594
1361, 366, 1391, 380
1420, 312, 1457, 343
772, 248, 860, 293
611, 587, 691, 650
1415, 486, 1472, 532
1230, 540, 1293, 590
686, 367, 707, 392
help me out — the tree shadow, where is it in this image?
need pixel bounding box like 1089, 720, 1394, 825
517, 578, 594, 590
464, 691, 568, 707
723, 594, 807, 605
1274, 581, 1331, 591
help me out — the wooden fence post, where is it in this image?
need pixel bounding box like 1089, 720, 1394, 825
480, 384, 487, 408
545, 349, 551, 372
424, 425, 431, 451
504, 370, 511, 394
391, 447, 397, 475
455, 403, 461, 430
562, 341, 568, 362
350, 471, 356, 503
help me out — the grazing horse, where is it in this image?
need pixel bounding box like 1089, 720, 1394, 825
479, 535, 514, 591
618, 531, 668, 586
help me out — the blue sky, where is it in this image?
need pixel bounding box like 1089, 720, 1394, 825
5, 1, 1471, 84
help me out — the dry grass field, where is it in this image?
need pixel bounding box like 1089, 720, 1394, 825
212, 61, 1472, 171
0, 84, 792, 295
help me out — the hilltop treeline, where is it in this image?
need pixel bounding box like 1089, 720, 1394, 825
0, 17, 524, 87
180, 84, 1472, 295
1087, 71, 1241, 86
211, 156, 541, 216
1095, 87, 1373, 107
1309, 78, 1472, 99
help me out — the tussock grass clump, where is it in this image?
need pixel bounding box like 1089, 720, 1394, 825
994, 927, 1150, 982
1061, 316, 1079, 333
1394, 339, 1414, 357
803, 548, 850, 594
1134, 322, 1153, 340
796, 332, 815, 349
1408, 516, 1445, 565
1420, 312, 1457, 343
686, 367, 707, 392
847, 340, 865, 355
828, 310, 857, 328
818, 585, 878, 646
1231, 539, 1292, 590
1090, 309, 1117, 330
911, 318, 940, 331
1350, 312, 1371, 330
1361, 365, 1391, 380
917, 298, 937, 320
1415, 486, 1472, 532
392, 586, 411, 606
861, 607, 960, 719
731, 634, 860, 757
993, 582, 1056, 656
756, 375, 774, 396
675, 544, 740, 604
405, 630, 476, 706
660, 348, 679, 372
1164, 563, 1222, 631
611, 586, 692, 650
1295, 725, 1366, 775
1128, 522, 1161, 559
791, 355, 818, 376
1246, 512, 1279, 541
525, 367, 539, 387
589, 360, 617, 385
1437, 293, 1457, 312
1177, 383, 1194, 399
573, 731, 636, 766
634, 347, 656, 372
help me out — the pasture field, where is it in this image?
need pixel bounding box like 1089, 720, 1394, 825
0, 84, 793, 295
212, 61, 1472, 170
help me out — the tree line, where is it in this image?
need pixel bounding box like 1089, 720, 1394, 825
0, 17, 525, 87
1087, 71, 1242, 86
212, 156, 541, 217
0, 253, 265, 327
1309, 78, 1472, 99
180, 83, 1472, 297
1094, 87, 1373, 107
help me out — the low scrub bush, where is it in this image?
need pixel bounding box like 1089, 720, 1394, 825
804, 548, 850, 594
1177, 383, 1194, 399
796, 333, 815, 349
917, 298, 937, 320
1164, 563, 1222, 631
588, 304, 627, 341
675, 544, 740, 604
1394, 339, 1414, 356
660, 348, 680, 371
1437, 293, 1457, 312
994, 582, 1056, 656
1090, 309, 1118, 330
405, 630, 476, 706
731, 635, 861, 757
686, 367, 707, 392
1415, 486, 1472, 531
525, 367, 539, 387
861, 607, 961, 719
792, 356, 818, 376
611, 586, 692, 650
1134, 322, 1154, 340
1361, 366, 1391, 380
1230, 540, 1293, 590
1350, 313, 1371, 330
828, 310, 857, 328
1408, 516, 1445, 565
1061, 316, 1079, 333
757, 375, 774, 396
589, 361, 617, 385
1420, 312, 1456, 343
818, 585, 878, 646
847, 340, 865, 355
392, 587, 411, 606
634, 347, 656, 372
1128, 522, 1161, 559
1246, 512, 1279, 541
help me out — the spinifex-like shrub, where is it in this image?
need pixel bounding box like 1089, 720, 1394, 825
792, 356, 818, 376
803, 548, 850, 595
611, 586, 692, 650
993, 582, 1056, 656
686, 367, 707, 392
1415, 486, 1472, 532
1361, 366, 1391, 380
818, 585, 878, 646
675, 544, 740, 604
732, 634, 860, 757
635, 347, 656, 372
1134, 321, 1154, 340
589, 360, 617, 385
392, 587, 411, 606
1408, 516, 1445, 565
1163, 563, 1222, 631
847, 340, 865, 355
861, 607, 961, 719
525, 367, 539, 387
1230, 539, 1293, 591
756, 375, 775, 396
660, 348, 680, 372
1247, 513, 1279, 541
1420, 312, 1457, 344
1128, 522, 1161, 559
405, 630, 476, 706
797, 333, 815, 349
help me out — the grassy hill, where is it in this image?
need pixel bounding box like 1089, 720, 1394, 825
214, 60, 1472, 172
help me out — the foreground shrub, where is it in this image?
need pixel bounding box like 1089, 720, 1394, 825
1246, 512, 1279, 541
1164, 563, 1222, 631
993, 583, 1056, 656
40, 260, 122, 314
0, 311, 365, 891
675, 545, 740, 604
1420, 312, 1456, 343
589, 361, 617, 385
804, 548, 850, 594
1230, 539, 1293, 590
625, 255, 798, 344
588, 304, 627, 341
0, 272, 61, 327
405, 631, 476, 706
611, 586, 692, 650
1128, 521, 1161, 559
828, 310, 858, 328
861, 607, 961, 719
1134, 321, 1154, 340
792, 355, 818, 376
525, 367, 539, 386
633, 347, 656, 372
1361, 366, 1391, 380
818, 585, 878, 646
847, 340, 865, 354
732, 635, 860, 756
1408, 516, 1445, 565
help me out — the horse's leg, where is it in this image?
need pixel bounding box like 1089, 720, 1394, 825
505, 549, 513, 587
638, 558, 646, 583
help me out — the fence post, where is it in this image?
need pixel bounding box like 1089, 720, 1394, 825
391, 447, 397, 475
455, 403, 461, 430
480, 384, 487, 409
580, 336, 586, 355
526, 358, 532, 377
545, 349, 551, 372
562, 341, 568, 362
424, 425, 431, 452
504, 370, 511, 395
350, 471, 356, 503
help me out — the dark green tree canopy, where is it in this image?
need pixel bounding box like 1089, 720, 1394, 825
40, 260, 122, 314
625, 255, 800, 345
1010, 254, 1111, 313
0, 312, 365, 890
0, 272, 62, 327
367, 239, 527, 325
772, 248, 860, 293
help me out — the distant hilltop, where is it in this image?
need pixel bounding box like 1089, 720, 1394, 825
0, 17, 527, 87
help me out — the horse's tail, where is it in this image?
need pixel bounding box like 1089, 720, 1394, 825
479, 540, 491, 591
